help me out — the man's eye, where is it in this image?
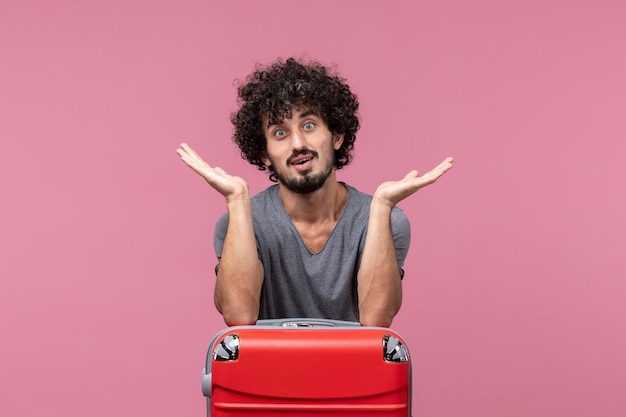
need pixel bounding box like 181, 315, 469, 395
303, 122, 315, 130
274, 129, 286, 137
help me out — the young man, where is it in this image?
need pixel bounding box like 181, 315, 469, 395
177, 58, 453, 327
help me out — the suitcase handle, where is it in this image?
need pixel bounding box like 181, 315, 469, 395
256, 318, 361, 328
280, 320, 337, 327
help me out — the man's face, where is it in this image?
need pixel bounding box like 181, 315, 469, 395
263, 107, 344, 194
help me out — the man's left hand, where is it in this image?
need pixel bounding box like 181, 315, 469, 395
373, 157, 454, 207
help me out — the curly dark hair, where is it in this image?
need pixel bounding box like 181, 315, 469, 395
231, 57, 360, 182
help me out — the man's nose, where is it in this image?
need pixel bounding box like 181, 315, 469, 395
291, 130, 308, 149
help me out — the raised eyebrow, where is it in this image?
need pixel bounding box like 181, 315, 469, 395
298, 109, 321, 119
266, 109, 321, 128
266, 120, 280, 129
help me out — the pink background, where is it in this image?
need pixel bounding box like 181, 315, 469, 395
1, 1, 625, 416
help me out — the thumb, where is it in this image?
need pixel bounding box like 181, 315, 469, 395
403, 170, 419, 180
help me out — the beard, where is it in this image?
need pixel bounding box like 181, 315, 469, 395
269, 149, 335, 194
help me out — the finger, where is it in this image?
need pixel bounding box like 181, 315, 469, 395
430, 157, 454, 173
177, 145, 198, 162
178, 142, 191, 156
404, 157, 453, 182
180, 143, 205, 161
409, 161, 452, 187
403, 170, 419, 180
178, 154, 202, 172
424, 158, 454, 178
179, 150, 212, 172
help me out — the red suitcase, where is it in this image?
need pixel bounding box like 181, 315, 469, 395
201, 319, 412, 416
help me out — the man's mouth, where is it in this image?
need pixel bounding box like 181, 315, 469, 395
288, 153, 316, 172
289, 152, 315, 166
293, 157, 313, 165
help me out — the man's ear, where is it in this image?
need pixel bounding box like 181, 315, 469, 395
261, 152, 272, 167
333, 133, 345, 150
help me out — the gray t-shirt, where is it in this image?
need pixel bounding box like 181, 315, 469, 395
214, 183, 411, 322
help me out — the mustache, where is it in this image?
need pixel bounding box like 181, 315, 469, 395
287, 149, 318, 165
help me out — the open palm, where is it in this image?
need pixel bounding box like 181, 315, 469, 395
374, 157, 454, 207
176, 143, 250, 202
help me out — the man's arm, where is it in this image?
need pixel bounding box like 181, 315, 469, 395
177, 143, 263, 326
357, 157, 454, 327
357, 202, 405, 327
214, 198, 264, 325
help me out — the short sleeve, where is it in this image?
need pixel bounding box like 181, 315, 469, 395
390, 207, 411, 270
213, 212, 229, 260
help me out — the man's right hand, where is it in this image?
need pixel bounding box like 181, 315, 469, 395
178, 142, 262, 325
176, 143, 250, 202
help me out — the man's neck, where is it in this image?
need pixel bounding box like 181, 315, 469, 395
278, 175, 348, 225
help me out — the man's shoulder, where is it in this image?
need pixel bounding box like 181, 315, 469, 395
215, 185, 279, 224
250, 184, 280, 207
343, 183, 409, 222
342, 182, 369, 198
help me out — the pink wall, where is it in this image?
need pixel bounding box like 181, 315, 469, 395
1, 1, 625, 416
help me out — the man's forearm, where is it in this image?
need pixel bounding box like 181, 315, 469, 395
357, 201, 403, 327
214, 198, 264, 326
